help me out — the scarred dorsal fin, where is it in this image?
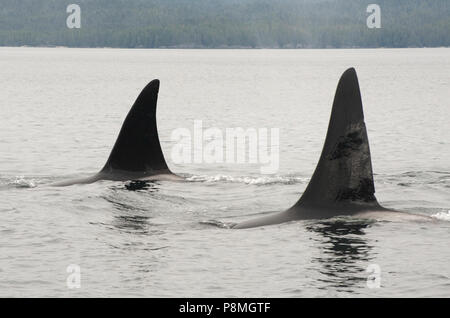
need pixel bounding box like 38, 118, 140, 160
296, 68, 380, 209
101, 80, 170, 176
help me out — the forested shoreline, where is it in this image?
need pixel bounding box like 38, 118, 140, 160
0, 0, 449, 48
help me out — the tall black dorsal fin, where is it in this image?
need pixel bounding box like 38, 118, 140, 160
296, 68, 380, 209
100, 80, 170, 176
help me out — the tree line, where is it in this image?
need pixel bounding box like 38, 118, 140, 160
0, 0, 448, 48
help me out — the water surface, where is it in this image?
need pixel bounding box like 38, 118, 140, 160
0, 48, 449, 297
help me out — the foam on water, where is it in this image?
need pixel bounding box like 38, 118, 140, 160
432, 211, 450, 221
186, 174, 308, 185
0, 175, 37, 189
13, 176, 37, 188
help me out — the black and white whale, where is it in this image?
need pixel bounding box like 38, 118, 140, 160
233, 68, 432, 229
52, 80, 182, 186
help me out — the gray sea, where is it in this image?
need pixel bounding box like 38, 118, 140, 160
0, 47, 449, 297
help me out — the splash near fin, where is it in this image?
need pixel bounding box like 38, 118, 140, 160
100, 80, 170, 176
296, 68, 380, 209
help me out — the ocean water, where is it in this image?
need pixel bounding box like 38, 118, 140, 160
0, 47, 449, 297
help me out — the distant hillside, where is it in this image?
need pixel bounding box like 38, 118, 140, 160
0, 0, 449, 48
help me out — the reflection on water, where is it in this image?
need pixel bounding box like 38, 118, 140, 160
102, 182, 161, 235
113, 215, 152, 234
124, 180, 158, 192
306, 219, 375, 292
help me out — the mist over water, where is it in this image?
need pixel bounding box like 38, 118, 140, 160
0, 48, 449, 297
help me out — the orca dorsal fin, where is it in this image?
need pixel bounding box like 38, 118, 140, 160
296, 68, 380, 209
100, 79, 170, 176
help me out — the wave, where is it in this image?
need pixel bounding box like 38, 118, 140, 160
431, 210, 450, 221
0, 176, 37, 189
185, 174, 308, 185
378, 170, 450, 187
199, 220, 236, 229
